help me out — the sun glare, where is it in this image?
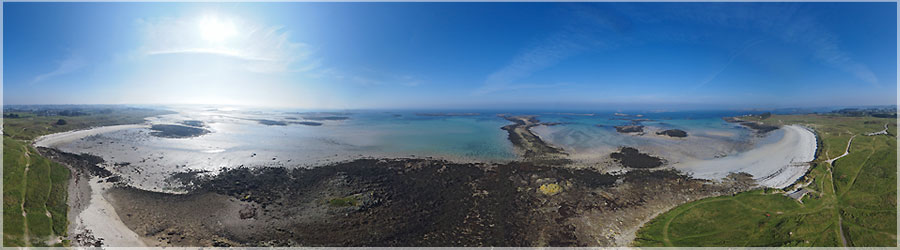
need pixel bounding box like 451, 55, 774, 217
198, 15, 237, 43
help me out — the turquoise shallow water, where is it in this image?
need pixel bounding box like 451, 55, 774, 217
527, 111, 765, 161
52, 107, 772, 191
60, 107, 765, 165
337, 112, 518, 161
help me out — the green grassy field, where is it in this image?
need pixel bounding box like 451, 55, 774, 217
3, 137, 73, 247
3, 108, 173, 246
3, 108, 172, 141
634, 114, 897, 247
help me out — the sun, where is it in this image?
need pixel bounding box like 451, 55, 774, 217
197, 15, 237, 43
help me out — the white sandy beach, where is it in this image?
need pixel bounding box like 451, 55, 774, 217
34, 124, 149, 148
673, 125, 817, 189
69, 176, 147, 247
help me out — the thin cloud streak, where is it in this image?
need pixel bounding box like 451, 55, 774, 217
137, 15, 315, 73
693, 39, 767, 91
32, 54, 86, 84
644, 3, 879, 86
146, 48, 280, 62
480, 3, 881, 97
475, 4, 625, 96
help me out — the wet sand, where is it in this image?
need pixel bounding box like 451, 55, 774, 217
673, 125, 817, 188
34, 113, 817, 246
105, 159, 754, 247
34, 124, 149, 148
71, 177, 148, 247
37, 146, 146, 247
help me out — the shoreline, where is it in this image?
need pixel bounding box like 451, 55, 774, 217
672, 125, 817, 189
34, 124, 149, 148
103, 158, 754, 246
36, 114, 816, 246
39, 144, 147, 247
68, 176, 148, 247
498, 115, 570, 165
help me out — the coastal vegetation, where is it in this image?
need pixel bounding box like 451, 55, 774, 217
2, 106, 172, 247
327, 194, 362, 207
634, 114, 897, 247
3, 137, 70, 247
2, 107, 174, 140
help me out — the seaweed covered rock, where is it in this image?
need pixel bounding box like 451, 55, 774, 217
610, 147, 664, 169
656, 129, 687, 138
614, 125, 644, 134
150, 124, 210, 138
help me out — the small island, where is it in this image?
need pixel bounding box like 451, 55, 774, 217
656, 129, 688, 138
150, 124, 210, 138
614, 125, 644, 134
609, 147, 665, 169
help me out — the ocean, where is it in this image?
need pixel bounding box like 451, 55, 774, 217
48, 106, 779, 191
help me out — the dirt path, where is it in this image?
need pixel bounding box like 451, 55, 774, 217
826, 135, 852, 247
825, 135, 855, 165
22, 145, 32, 245
841, 141, 875, 197
865, 123, 889, 136
827, 123, 890, 247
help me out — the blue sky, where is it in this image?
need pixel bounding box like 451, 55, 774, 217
3, 2, 897, 109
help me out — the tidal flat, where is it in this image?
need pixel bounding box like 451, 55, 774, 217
34, 107, 818, 246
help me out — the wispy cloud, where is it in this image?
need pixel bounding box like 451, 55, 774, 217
479, 3, 881, 95
643, 3, 880, 87
693, 39, 767, 91
312, 67, 423, 87
781, 14, 880, 86
475, 82, 571, 95
475, 4, 628, 95
32, 53, 86, 84
475, 33, 585, 95
137, 15, 316, 73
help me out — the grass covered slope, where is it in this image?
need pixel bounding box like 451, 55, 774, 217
634, 114, 897, 247
3, 137, 70, 247
3, 107, 173, 246
3, 138, 28, 246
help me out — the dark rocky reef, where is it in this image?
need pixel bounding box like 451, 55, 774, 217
256, 119, 322, 126
180, 120, 205, 127
738, 121, 779, 133
107, 158, 754, 247
150, 124, 210, 138
656, 129, 687, 138
416, 113, 480, 117
37, 147, 113, 178
723, 117, 779, 134
499, 115, 570, 165
303, 116, 350, 121
289, 121, 323, 126
610, 147, 665, 169
614, 125, 644, 134
257, 120, 288, 126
